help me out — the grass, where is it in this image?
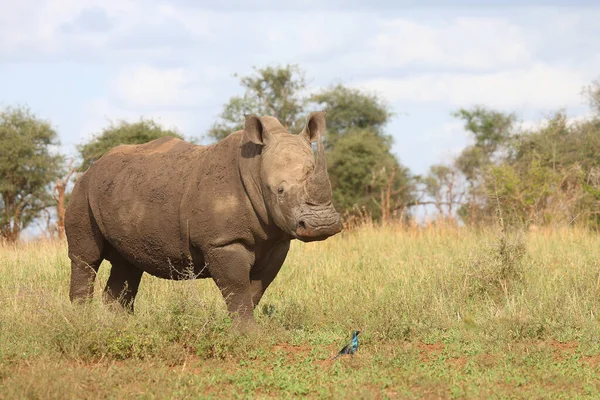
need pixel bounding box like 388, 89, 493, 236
2, 225, 600, 398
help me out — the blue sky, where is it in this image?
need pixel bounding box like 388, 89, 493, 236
1, 0, 599, 176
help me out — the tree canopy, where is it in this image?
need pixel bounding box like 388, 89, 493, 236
0, 106, 63, 242
310, 84, 392, 146
208, 65, 308, 141
77, 118, 183, 171
311, 84, 412, 219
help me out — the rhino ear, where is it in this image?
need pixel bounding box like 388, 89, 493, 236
243, 114, 272, 145
300, 111, 327, 143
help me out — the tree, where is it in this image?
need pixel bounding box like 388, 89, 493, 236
310, 85, 392, 146
0, 105, 63, 242
208, 65, 308, 141
312, 85, 413, 220
497, 110, 600, 228
326, 129, 413, 220
453, 106, 517, 182
77, 118, 183, 171
450, 104, 600, 229
451, 106, 517, 224
582, 79, 600, 117
418, 164, 465, 218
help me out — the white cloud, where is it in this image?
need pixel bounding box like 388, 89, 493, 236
0, 0, 180, 60
113, 65, 195, 108
78, 97, 191, 142
428, 121, 471, 162
162, 8, 364, 59
76, 63, 231, 145
368, 17, 532, 70
0, 0, 122, 53
354, 64, 589, 109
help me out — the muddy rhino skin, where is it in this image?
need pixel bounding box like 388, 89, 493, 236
65, 112, 342, 322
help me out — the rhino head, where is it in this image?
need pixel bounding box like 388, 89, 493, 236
243, 111, 343, 242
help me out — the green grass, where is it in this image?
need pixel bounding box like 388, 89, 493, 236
2, 225, 600, 398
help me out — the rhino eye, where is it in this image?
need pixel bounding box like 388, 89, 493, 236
278, 187, 284, 194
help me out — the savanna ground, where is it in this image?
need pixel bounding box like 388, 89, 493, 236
2, 225, 600, 399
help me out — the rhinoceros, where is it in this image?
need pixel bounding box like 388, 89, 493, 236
65, 111, 342, 323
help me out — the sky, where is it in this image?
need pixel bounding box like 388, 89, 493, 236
1, 0, 599, 177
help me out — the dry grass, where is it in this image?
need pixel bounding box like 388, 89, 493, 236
2, 225, 600, 398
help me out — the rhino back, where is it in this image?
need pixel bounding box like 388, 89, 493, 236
85, 137, 209, 276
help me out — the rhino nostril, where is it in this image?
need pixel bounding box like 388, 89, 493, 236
298, 220, 306, 230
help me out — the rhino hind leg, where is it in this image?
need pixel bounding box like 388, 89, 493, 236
103, 253, 144, 313
69, 257, 102, 303
67, 195, 105, 304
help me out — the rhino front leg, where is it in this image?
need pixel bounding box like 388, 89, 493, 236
207, 244, 255, 323
250, 241, 290, 308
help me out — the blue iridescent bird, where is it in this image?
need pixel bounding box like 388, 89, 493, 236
331, 330, 360, 360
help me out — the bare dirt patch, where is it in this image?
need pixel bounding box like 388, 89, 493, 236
417, 342, 445, 362
581, 355, 600, 367
549, 340, 578, 361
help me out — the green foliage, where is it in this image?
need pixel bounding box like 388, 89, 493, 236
327, 129, 412, 219
483, 110, 600, 228
77, 118, 183, 171
446, 106, 518, 225
453, 106, 517, 182
310, 84, 392, 146
446, 105, 600, 228
311, 84, 413, 218
0, 105, 63, 242
208, 64, 308, 141
485, 158, 577, 227
514, 111, 600, 173
453, 106, 516, 154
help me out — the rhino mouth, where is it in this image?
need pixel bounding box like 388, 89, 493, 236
294, 214, 342, 242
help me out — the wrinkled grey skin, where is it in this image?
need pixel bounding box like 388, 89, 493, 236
65, 111, 342, 323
